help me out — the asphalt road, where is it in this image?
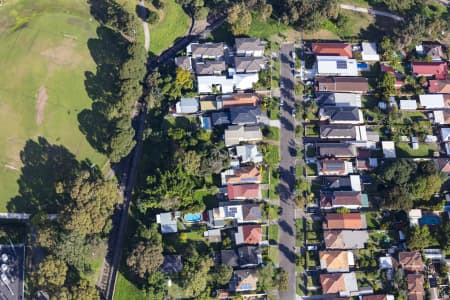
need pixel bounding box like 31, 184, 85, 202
278, 43, 297, 300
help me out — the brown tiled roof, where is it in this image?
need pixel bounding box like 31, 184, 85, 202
317, 77, 369, 93
221, 94, 259, 108
312, 43, 352, 58
399, 251, 424, 272
324, 213, 365, 230
363, 295, 388, 300
436, 158, 450, 173
227, 183, 260, 199
241, 204, 262, 222
333, 191, 362, 206
321, 159, 346, 174
243, 225, 262, 244
407, 274, 425, 300
319, 250, 350, 270
226, 166, 262, 184
320, 273, 346, 294
428, 80, 450, 94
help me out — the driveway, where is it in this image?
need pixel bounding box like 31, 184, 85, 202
278, 43, 297, 300
340, 4, 404, 21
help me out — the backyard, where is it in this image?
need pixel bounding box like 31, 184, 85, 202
0, 0, 108, 211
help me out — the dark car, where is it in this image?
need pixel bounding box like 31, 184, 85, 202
290, 63, 295, 69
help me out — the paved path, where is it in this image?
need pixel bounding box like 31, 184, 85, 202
139, 0, 150, 51
278, 43, 297, 300
340, 4, 404, 21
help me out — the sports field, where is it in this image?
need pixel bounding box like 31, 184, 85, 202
0, 0, 108, 211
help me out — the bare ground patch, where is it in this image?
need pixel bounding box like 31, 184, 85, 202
36, 86, 47, 125
40, 38, 82, 66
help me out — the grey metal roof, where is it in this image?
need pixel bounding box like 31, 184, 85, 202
318, 143, 357, 157
320, 125, 356, 139
242, 204, 262, 221
321, 106, 360, 122
212, 111, 230, 126
229, 106, 261, 125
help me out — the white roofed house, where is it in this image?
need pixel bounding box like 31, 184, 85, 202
419, 94, 445, 109
175, 98, 199, 114
361, 42, 380, 61
156, 212, 180, 234
197, 76, 234, 94
382, 141, 397, 158
441, 128, 450, 155
316, 56, 358, 77
234, 145, 263, 163
400, 100, 417, 110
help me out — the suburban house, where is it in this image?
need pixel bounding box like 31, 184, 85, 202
417, 43, 445, 60
441, 127, 450, 155
361, 42, 380, 61
419, 94, 445, 109
235, 38, 265, 57
407, 274, 425, 300
212, 111, 230, 126
175, 97, 199, 114
321, 175, 362, 192
188, 42, 225, 59
194, 60, 226, 75
234, 56, 265, 73
156, 211, 180, 234
235, 225, 263, 245
221, 245, 262, 268
232, 144, 263, 163
320, 272, 358, 296
159, 255, 183, 274
412, 61, 448, 80
323, 213, 367, 230
432, 110, 450, 124
316, 77, 369, 94
318, 159, 353, 176
399, 100, 417, 110
229, 269, 258, 292
363, 295, 395, 300
381, 64, 404, 89
317, 143, 357, 158
224, 166, 262, 185
227, 183, 261, 200
316, 56, 358, 77
320, 191, 368, 210
320, 125, 367, 141
224, 125, 262, 147
175, 56, 192, 71
229, 106, 261, 125
221, 93, 259, 108
398, 251, 424, 273
324, 230, 369, 249
428, 80, 450, 94
208, 204, 262, 227
319, 107, 364, 124
315, 92, 362, 107
319, 250, 355, 272
381, 141, 397, 158
197, 73, 259, 94
312, 43, 352, 57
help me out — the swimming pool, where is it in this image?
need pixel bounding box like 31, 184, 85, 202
184, 213, 202, 223
357, 62, 369, 70
419, 215, 441, 225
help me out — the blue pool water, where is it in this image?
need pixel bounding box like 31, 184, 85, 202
419, 215, 441, 225
184, 213, 202, 222
357, 62, 369, 69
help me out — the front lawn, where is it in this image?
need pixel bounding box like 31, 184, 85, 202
262, 126, 280, 141
261, 144, 280, 168
149, 0, 190, 54
306, 163, 318, 176
268, 246, 279, 265
268, 224, 279, 244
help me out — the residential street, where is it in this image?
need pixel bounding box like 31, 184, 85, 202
278, 43, 297, 300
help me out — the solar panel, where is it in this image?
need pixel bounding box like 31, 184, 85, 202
336, 60, 347, 69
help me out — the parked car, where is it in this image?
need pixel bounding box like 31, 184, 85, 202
280, 81, 285, 89
290, 62, 295, 69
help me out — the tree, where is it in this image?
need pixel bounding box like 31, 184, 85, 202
61, 171, 122, 236
34, 256, 68, 292
408, 225, 431, 250
176, 150, 202, 175
380, 72, 396, 97
54, 232, 91, 271
375, 159, 416, 186
277, 268, 288, 292
439, 221, 450, 250
258, 263, 276, 291
257, 0, 272, 21
53, 279, 100, 300
211, 264, 233, 286
109, 120, 136, 163
146, 271, 168, 299
147, 10, 160, 24
199, 146, 229, 175
382, 185, 413, 211
175, 67, 194, 91
181, 247, 213, 297
126, 240, 164, 279
227, 3, 252, 35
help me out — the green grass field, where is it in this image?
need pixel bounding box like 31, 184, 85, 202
115, 273, 147, 300
149, 0, 190, 54
0, 0, 108, 211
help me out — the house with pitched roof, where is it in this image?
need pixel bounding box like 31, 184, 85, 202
223, 166, 262, 185
159, 255, 183, 274
428, 80, 450, 94
419, 94, 445, 109
363, 295, 395, 300
156, 212, 180, 233
319, 107, 364, 124
316, 56, 358, 76
234, 57, 265, 73
194, 60, 226, 75
220, 93, 259, 108
208, 203, 262, 228
175, 56, 192, 71
319, 159, 353, 176
316, 77, 369, 94
315, 92, 362, 107
233, 145, 263, 163
175, 98, 199, 114
320, 191, 368, 210
229, 106, 261, 125
221, 246, 262, 268
227, 183, 261, 200
320, 272, 358, 296
188, 42, 225, 59
229, 269, 259, 292
318, 143, 357, 158
412, 61, 448, 80
224, 125, 262, 147
407, 274, 425, 300
323, 213, 367, 230
361, 42, 380, 61
312, 43, 352, 58
319, 250, 355, 272
235, 225, 262, 245
324, 230, 369, 249
235, 38, 265, 57
321, 175, 362, 192
320, 125, 367, 141
440, 127, 450, 155
399, 251, 424, 273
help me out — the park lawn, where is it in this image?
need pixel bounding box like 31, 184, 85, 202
0, 0, 108, 211
395, 142, 438, 158
115, 273, 147, 300
149, 0, 190, 54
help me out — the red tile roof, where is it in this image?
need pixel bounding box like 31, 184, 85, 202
312, 43, 353, 58
412, 62, 448, 80
227, 184, 260, 199
324, 213, 365, 229
399, 251, 424, 272
429, 80, 450, 94
320, 273, 346, 294
408, 274, 425, 300
242, 225, 262, 244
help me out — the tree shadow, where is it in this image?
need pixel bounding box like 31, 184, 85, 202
135, 4, 150, 22
7, 137, 87, 213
